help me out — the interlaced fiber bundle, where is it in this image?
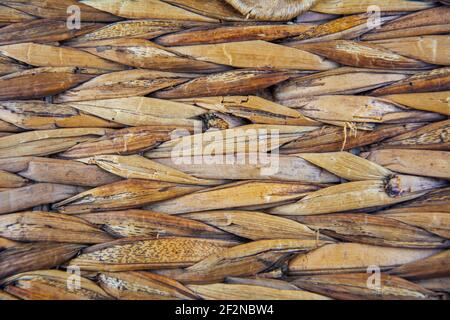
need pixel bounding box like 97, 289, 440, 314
0, 0, 449, 300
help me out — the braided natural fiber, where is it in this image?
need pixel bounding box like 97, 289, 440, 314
0, 0, 449, 300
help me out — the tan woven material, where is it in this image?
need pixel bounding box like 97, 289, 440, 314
0, 0, 449, 300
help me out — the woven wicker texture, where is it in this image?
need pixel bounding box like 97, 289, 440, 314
0, 0, 449, 300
